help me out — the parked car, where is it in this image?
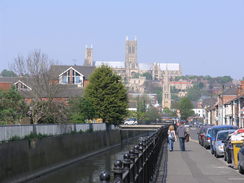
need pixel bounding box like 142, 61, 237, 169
213, 129, 236, 158
202, 126, 213, 149
198, 126, 210, 146
238, 144, 244, 174
224, 135, 233, 163
210, 125, 238, 155
124, 118, 138, 125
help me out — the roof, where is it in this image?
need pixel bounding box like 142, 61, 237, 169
20, 84, 83, 98
202, 98, 218, 107
222, 87, 237, 96
216, 129, 236, 134
0, 77, 20, 83
170, 81, 192, 85
157, 63, 180, 71
50, 65, 95, 79
95, 61, 125, 69
0, 77, 33, 89
139, 63, 152, 70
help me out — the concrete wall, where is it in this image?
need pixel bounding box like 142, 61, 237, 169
0, 130, 144, 183
0, 123, 111, 142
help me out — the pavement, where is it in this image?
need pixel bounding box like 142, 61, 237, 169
166, 128, 244, 183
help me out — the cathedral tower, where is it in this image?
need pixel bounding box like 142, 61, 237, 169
162, 65, 171, 109
125, 37, 138, 78
84, 45, 93, 66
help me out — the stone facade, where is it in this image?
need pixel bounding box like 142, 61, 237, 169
90, 37, 182, 94
162, 68, 171, 109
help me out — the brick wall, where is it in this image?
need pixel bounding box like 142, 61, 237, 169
0, 83, 12, 91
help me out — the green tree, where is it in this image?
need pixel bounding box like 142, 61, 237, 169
0, 88, 28, 124
163, 107, 177, 117
144, 106, 161, 124
242, 77, 244, 81
176, 97, 194, 120
136, 96, 146, 122
84, 65, 128, 126
0, 69, 17, 77
68, 97, 95, 123
216, 76, 233, 84
142, 72, 152, 80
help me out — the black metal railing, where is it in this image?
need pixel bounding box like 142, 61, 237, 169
99, 126, 168, 183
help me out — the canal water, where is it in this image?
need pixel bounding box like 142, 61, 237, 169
28, 136, 145, 183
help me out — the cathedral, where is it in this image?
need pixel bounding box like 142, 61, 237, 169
83, 37, 182, 109
84, 37, 182, 81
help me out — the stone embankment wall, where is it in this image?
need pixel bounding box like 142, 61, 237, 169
0, 130, 144, 183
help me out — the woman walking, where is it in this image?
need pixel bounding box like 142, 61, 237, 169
168, 125, 176, 151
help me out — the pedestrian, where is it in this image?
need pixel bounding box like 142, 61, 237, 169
176, 122, 188, 151
168, 125, 176, 151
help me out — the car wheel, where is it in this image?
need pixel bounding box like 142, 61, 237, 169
215, 151, 220, 158
238, 164, 244, 174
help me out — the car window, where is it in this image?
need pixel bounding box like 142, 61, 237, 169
217, 132, 229, 141
212, 127, 237, 137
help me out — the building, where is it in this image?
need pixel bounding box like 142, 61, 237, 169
162, 67, 171, 109
84, 46, 93, 66
205, 81, 244, 128
170, 81, 193, 90
0, 65, 95, 104
90, 37, 182, 94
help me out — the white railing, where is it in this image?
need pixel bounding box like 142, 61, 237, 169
0, 123, 114, 142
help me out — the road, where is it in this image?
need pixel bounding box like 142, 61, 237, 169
166, 127, 244, 183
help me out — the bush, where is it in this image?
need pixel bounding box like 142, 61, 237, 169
9, 136, 21, 141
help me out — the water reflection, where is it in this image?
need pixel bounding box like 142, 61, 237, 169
29, 138, 140, 183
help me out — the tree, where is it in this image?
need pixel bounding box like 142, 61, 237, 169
12, 50, 65, 124
142, 72, 152, 80
144, 106, 161, 124
163, 107, 177, 117
176, 97, 194, 120
136, 96, 147, 123
0, 87, 28, 124
68, 97, 95, 123
84, 65, 128, 126
187, 86, 201, 101
0, 69, 17, 77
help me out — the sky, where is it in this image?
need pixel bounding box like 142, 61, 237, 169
0, 0, 244, 79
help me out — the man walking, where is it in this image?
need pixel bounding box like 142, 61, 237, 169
177, 122, 187, 151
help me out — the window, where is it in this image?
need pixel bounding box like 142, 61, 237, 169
60, 68, 82, 85
62, 76, 68, 84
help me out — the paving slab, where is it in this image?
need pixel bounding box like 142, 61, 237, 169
166, 139, 244, 183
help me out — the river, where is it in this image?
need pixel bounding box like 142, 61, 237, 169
28, 136, 144, 183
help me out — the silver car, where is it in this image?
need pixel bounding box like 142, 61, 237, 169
214, 129, 236, 158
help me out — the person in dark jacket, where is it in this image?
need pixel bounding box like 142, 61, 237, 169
177, 122, 187, 151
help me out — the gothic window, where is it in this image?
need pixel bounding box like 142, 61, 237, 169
128, 46, 131, 54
